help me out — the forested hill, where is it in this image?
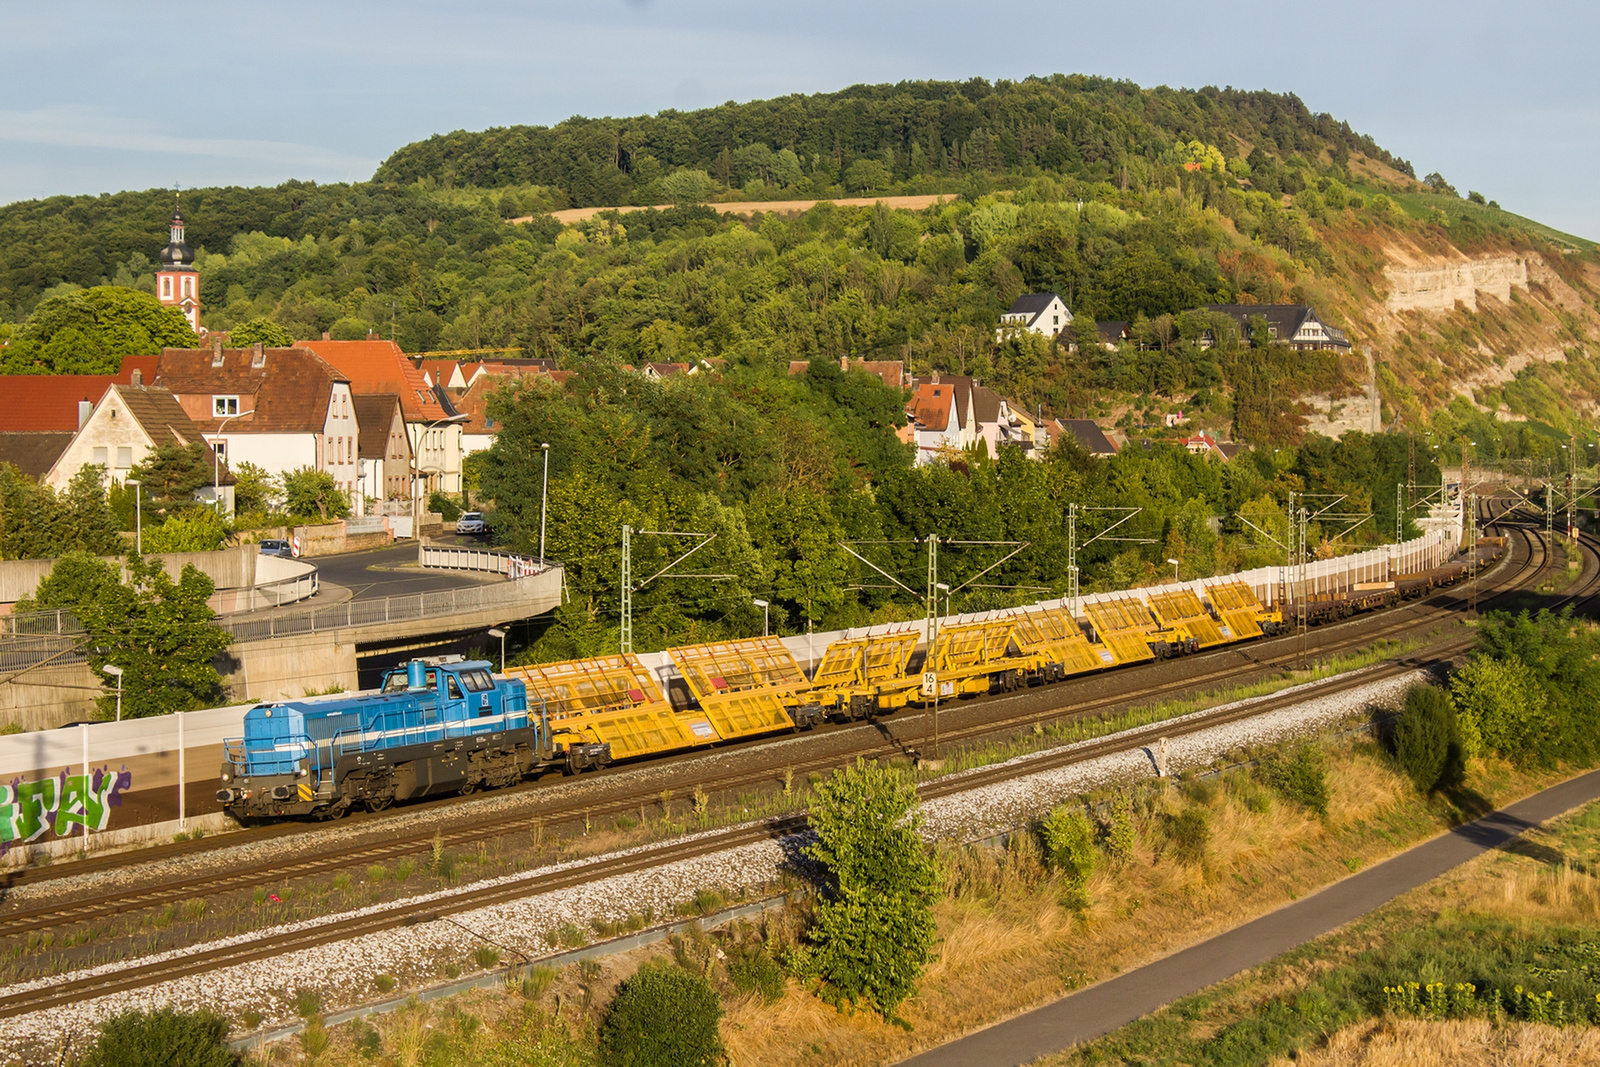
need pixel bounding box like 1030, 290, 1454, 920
375, 76, 1416, 206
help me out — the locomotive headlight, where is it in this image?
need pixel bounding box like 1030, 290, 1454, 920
221, 772, 230, 782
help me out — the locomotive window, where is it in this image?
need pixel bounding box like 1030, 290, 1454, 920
446, 675, 464, 700
383, 673, 407, 693
463, 669, 495, 692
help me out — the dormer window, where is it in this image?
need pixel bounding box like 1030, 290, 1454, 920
213, 395, 240, 417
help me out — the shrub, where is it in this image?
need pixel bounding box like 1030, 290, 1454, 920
1105, 792, 1137, 865
1449, 655, 1548, 763
79, 1007, 234, 1067
1040, 806, 1097, 906
728, 943, 786, 1003
1389, 684, 1465, 792
600, 963, 725, 1067
1167, 806, 1210, 866
792, 758, 938, 1020
1257, 743, 1330, 816
474, 945, 501, 969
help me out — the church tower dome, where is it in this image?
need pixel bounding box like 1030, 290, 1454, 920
155, 197, 201, 335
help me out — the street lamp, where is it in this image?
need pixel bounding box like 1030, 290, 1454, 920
102, 664, 124, 722
751, 599, 769, 637
487, 627, 506, 672
934, 581, 951, 617
1167, 558, 1181, 582
539, 442, 550, 569
410, 414, 469, 539
207, 410, 254, 514
125, 479, 142, 554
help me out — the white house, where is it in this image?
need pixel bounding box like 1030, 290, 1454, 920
155, 343, 360, 503
997, 293, 1072, 340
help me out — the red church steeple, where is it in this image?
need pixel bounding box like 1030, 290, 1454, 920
155, 195, 201, 335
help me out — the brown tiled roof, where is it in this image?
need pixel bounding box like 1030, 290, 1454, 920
1054, 418, 1118, 456
352, 393, 404, 460
114, 385, 206, 448
0, 355, 161, 432
0, 432, 75, 478
972, 385, 1003, 425
298, 339, 447, 421
155, 346, 341, 434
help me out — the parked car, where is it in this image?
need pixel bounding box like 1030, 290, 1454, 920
259, 539, 294, 558
456, 512, 488, 535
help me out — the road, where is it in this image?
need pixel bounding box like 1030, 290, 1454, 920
900, 768, 1600, 1066
307, 541, 494, 600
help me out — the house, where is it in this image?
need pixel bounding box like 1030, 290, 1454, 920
352, 394, 412, 508
155, 343, 361, 507
643, 361, 693, 381
997, 293, 1072, 339
906, 381, 965, 462
1096, 321, 1131, 349
788, 357, 909, 392
1183, 430, 1238, 460
298, 339, 464, 497
1047, 419, 1119, 458
1202, 304, 1351, 352
42, 384, 235, 511
971, 386, 1041, 456
0, 357, 161, 433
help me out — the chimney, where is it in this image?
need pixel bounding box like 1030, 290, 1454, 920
78, 399, 92, 429
321, 331, 331, 341
212, 335, 223, 356
130, 369, 143, 386
253, 342, 263, 358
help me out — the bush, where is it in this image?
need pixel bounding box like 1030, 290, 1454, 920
1105, 792, 1137, 865
429, 490, 463, 522
600, 963, 725, 1067
1166, 806, 1210, 866
1389, 684, 1465, 792
1448, 654, 1548, 763
79, 1007, 234, 1067
1257, 743, 1330, 816
1040, 806, 1097, 905
792, 758, 938, 1020
728, 943, 786, 1003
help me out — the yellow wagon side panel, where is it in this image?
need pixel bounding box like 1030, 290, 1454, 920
1218, 608, 1263, 641
671, 638, 809, 701
553, 707, 711, 761
697, 691, 795, 740
1098, 630, 1156, 665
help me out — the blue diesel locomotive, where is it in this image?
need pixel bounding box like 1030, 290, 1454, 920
217, 656, 594, 820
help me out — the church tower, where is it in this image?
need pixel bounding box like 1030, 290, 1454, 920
155, 201, 201, 334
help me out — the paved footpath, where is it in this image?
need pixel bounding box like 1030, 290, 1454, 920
902, 768, 1600, 1066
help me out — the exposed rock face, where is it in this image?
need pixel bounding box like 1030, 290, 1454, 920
1383, 254, 1531, 313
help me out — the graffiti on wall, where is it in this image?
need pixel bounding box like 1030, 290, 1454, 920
0, 767, 132, 847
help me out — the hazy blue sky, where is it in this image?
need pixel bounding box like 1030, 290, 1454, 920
3, 1, 1596, 238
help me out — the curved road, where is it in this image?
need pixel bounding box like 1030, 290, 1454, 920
307, 541, 494, 600
901, 769, 1600, 1066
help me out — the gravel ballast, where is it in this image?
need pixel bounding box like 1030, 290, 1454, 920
0, 665, 1422, 1060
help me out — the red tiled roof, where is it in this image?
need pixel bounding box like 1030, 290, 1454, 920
298, 339, 447, 422
0, 356, 161, 432
155, 346, 342, 434
908, 383, 954, 430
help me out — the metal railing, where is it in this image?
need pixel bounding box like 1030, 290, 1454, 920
420, 541, 551, 577
216, 569, 562, 642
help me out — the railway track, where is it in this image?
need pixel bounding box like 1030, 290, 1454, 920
0, 514, 1561, 944
0, 516, 1589, 1019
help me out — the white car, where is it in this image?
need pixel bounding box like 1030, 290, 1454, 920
455, 512, 488, 535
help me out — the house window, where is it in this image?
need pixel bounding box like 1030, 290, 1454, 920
213, 396, 240, 417
116, 447, 132, 469
213, 441, 227, 460
92, 447, 108, 467
161, 277, 172, 298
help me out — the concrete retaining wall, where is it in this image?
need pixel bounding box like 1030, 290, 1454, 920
0, 545, 259, 611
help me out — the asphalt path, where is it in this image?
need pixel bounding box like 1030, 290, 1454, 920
307, 542, 493, 600
901, 768, 1600, 1066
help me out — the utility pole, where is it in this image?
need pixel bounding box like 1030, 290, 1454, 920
926, 536, 940, 763
1395, 482, 1404, 545
620, 524, 632, 654
1568, 436, 1578, 539
618, 526, 731, 655
1066, 503, 1078, 622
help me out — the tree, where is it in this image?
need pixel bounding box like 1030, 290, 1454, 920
1389, 684, 1464, 792
794, 758, 938, 1020
282, 467, 350, 520
14, 551, 120, 614
599, 963, 725, 1067
74, 552, 231, 718
844, 158, 893, 195
228, 317, 293, 347
658, 169, 714, 206
80, 1007, 234, 1067
231, 461, 277, 514
1, 286, 197, 375
1448, 654, 1549, 764
1040, 805, 1096, 907
0, 463, 122, 561
128, 441, 216, 519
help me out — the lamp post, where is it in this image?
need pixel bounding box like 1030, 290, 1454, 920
207, 410, 254, 514
410, 414, 469, 539
751, 599, 769, 637
487, 627, 506, 673
1167, 558, 1180, 583
931, 581, 950, 762
539, 442, 550, 569
125, 479, 142, 554
102, 664, 124, 722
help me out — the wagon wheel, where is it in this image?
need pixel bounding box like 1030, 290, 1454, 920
365, 792, 393, 813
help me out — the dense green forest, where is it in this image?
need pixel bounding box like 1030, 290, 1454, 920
373, 76, 1415, 203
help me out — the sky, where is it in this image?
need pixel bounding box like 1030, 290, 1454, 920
2, 1, 1597, 240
